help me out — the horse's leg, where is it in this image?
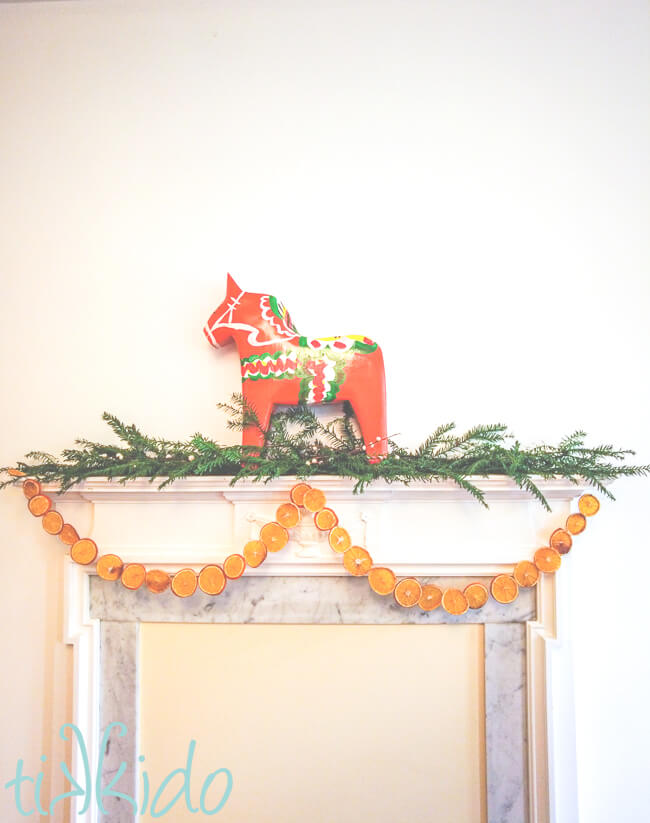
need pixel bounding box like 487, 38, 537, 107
346, 353, 388, 460
241, 382, 274, 454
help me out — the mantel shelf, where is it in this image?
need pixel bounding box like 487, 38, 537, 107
43, 474, 597, 503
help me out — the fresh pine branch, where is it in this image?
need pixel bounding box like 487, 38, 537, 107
1, 395, 649, 509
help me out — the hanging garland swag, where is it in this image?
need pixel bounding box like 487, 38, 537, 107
12, 469, 600, 613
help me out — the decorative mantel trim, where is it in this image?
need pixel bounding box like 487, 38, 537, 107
46, 474, 593, 502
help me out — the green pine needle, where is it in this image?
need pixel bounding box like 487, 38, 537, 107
1, 394, 648, 509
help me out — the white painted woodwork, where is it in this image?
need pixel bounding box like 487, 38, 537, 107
55, 475, 590, 823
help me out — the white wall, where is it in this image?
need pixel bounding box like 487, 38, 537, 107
0, 1, 647, 820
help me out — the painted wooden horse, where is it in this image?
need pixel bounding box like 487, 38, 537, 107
204, 274, 387, 458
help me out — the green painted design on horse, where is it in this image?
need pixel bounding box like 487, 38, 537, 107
241, 347, 350, 404
323, 359, 347, 402
295, 336, 377, 354
298, 376, 311, 403
240, 350, 285, 364
352, 339, 378, 354
243, 370, 296, 382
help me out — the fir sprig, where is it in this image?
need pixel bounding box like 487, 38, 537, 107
1, 397, 648, 509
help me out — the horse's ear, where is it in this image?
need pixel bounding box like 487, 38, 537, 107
226, 273, 241, 295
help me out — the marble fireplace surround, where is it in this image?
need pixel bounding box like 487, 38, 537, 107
56, 476, 584, 823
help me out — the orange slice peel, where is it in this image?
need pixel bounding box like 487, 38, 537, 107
28, 494, 51, 517
491, 574, 519, 604
223, 553, 246, 579
328, 526, 351, 553
303, 488, 326, 513
171, 568, 198, 598
70, 538, 98, 565
314, 507, 338, 530
368, 567, 396, 595
97, 553, 123, 581
514, 560, 539, 588
243, 540, 267, 568
534, 547, 561, 573
419, 583, 443, 611
260, 521, 289, 553
343, 545, 372, 576
289, 483, 311, 506
578, 494, 600, 516
566, 513, 587, 535
276, 502, 301, 528
394, 578, 422, 608
442, 588, 468, 615
549, 527, 572, 555
464, 582, 489, 609
145, 569, 171, 594
199, 564, 227, 595
42, 510, 64, 535
121, 563, 146, 590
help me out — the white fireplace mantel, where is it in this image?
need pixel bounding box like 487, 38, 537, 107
50, 475, 592, 823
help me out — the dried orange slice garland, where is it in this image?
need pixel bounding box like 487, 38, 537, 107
15, 471, 601, 611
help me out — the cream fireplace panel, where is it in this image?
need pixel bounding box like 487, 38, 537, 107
139, 623, 486, 823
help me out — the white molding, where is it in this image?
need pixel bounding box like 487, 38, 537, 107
44, 474, 592, 503
57, 475, 590, 823
63, 560, 100, 823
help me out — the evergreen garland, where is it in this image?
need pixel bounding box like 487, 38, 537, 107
1, 395, 648, 510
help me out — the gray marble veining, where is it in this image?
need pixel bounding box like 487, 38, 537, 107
89, 574, 535, 624
99, 621, 138, 823
92, 575, 533, 823
485, 623, 529, 823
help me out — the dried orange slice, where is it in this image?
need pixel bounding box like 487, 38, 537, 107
566, 513, 587, 535
368, 567, 396, 595
328, 526, 351, 553
171, 568, 198, 598
290, 483, 311, 506
121, 563, 146, 590
42, 510, 64, 535
59, 524, 80, 545
303, 487, 326, 513
97, 554, 123, 581
464, 582, 489, 609
243, 540, 267, 568
260, 521, 289, 553
276, 502, 301, 528
343, 545, 373, 576
199, 564, 227, 595
534, 547, 561, 573
549, 528, 572, 555
394, 578, 422, 608
70, 538, 98, 565
145, 569, 171, 594
419, 583, 443, 611
8, 468, 26, 477
514, 560, 539, 588
578, 494, 600, 516
23, 478, 41, 499
491, 574, 519, 604
442, 588, 468, 615
314, 507, 338, 530
223, 553, 246, 579
28, 494, 51, 517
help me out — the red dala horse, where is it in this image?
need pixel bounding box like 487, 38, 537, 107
204, 274, 387, 458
